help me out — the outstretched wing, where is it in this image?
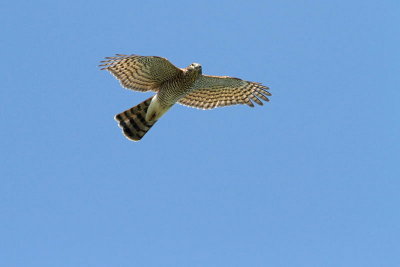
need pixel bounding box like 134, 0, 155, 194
99, 54, 183, 92
178, 75, 271, 109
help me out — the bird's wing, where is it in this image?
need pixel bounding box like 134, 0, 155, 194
100, 54, 183, 92
178, 75, 271, 109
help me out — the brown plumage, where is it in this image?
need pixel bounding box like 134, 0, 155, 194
114, 97, 156, 141
100, 54, 271, 141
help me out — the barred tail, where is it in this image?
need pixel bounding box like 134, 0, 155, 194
114, 97, 157, 141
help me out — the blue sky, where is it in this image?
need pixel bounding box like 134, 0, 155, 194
1, 0, 399, 266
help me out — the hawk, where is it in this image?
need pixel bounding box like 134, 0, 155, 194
99, 54, 271, 141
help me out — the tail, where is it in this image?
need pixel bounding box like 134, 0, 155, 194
114, 97, 157, 141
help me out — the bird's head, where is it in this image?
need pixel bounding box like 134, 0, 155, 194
187, 63, 202, 75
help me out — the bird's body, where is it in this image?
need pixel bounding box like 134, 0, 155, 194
100, 54, 271, 141
148, 63, 201, 121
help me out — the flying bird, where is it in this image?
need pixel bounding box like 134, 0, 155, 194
100, 54, 271, 141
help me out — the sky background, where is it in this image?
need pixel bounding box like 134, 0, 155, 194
1, 0, 399, 266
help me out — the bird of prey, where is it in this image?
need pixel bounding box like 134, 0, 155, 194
99, 54, 271, 141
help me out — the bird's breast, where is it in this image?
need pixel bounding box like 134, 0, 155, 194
157, 78, 194, 107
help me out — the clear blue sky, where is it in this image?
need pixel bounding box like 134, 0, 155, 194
1, 0, 399, 266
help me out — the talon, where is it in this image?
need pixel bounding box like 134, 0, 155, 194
149, 113, 157, 121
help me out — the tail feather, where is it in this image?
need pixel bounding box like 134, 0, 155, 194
114, 97, 157, 141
